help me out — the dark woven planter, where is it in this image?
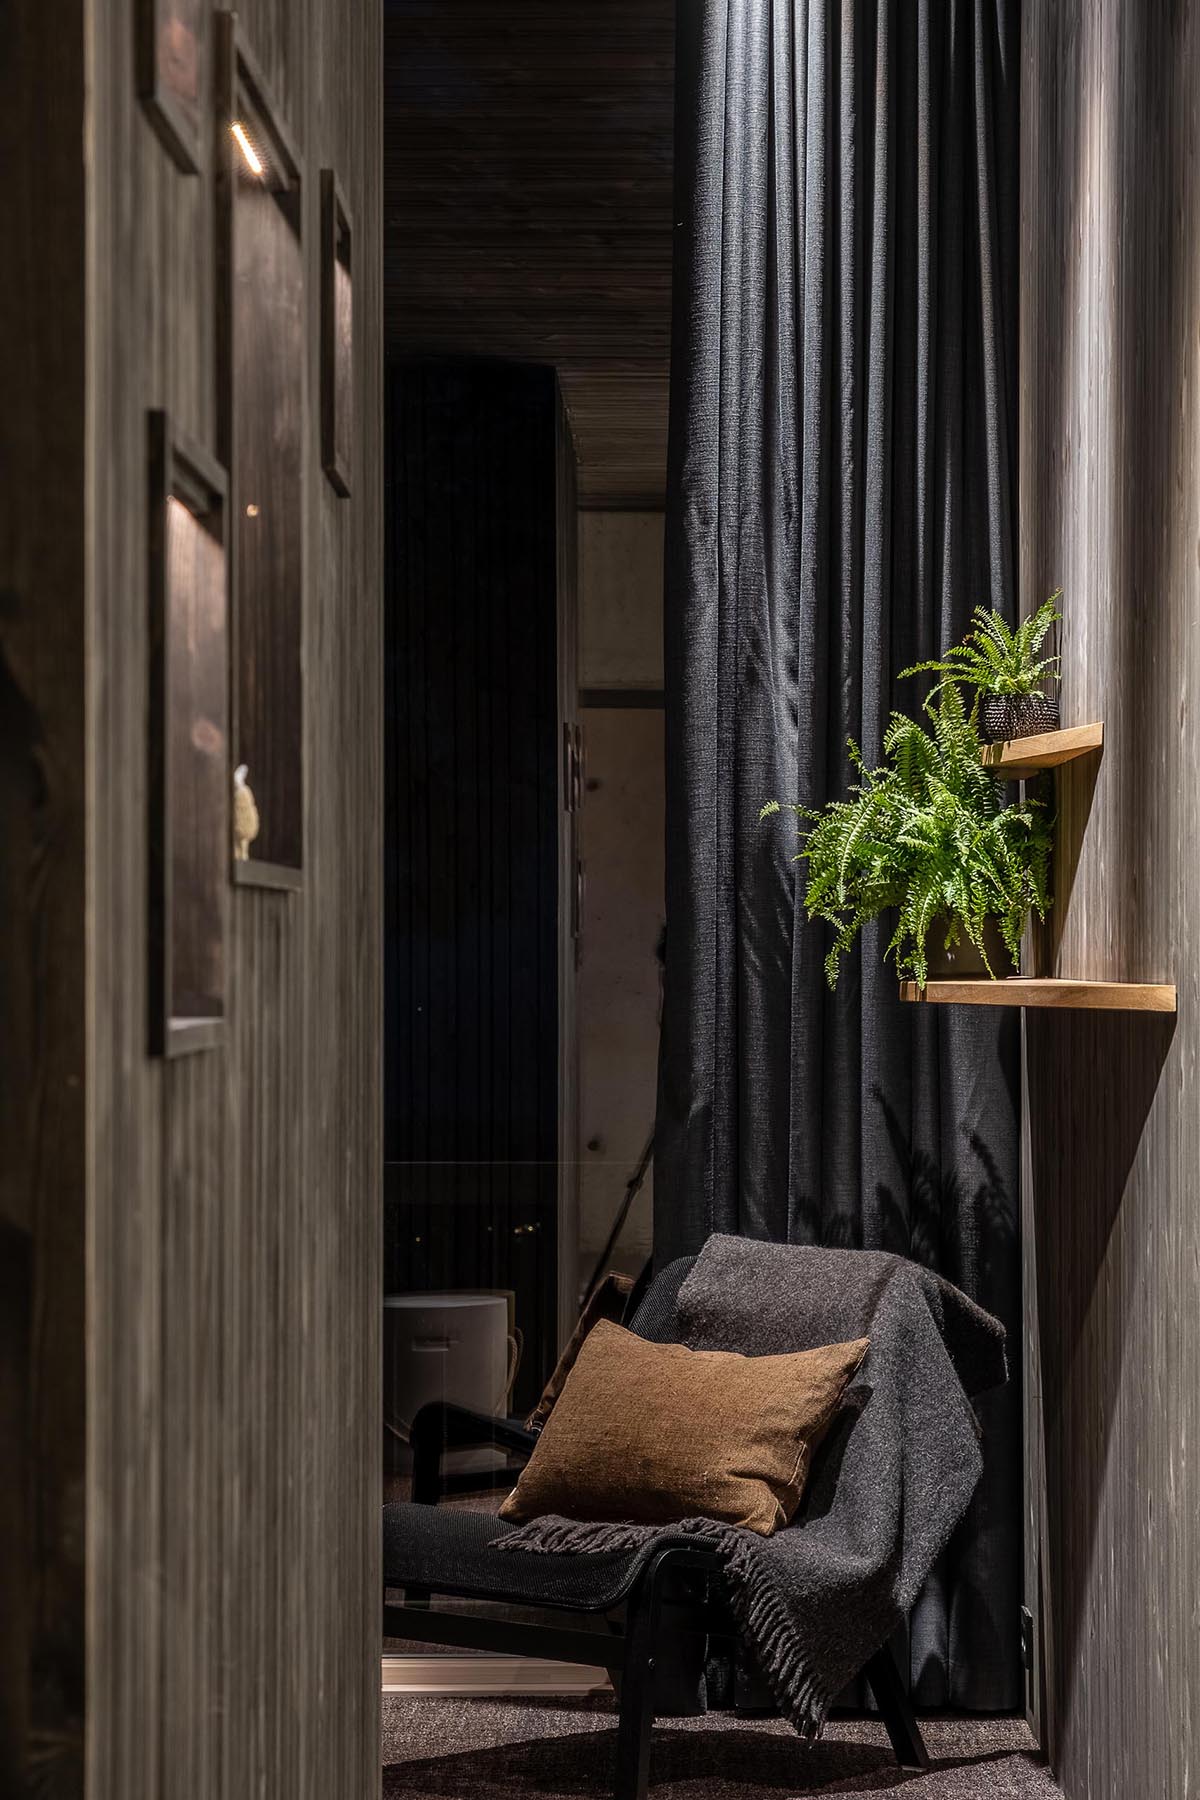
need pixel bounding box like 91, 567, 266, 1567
979, 691, 1060, 743
924, 917, 1016, 981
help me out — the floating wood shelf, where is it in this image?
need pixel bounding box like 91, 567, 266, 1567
166, 1018, 226, 1057
900, 977, 1176, 1012
233, 859, 303, 893
981, 721, 1104, 778
926, 722, 1175, 1010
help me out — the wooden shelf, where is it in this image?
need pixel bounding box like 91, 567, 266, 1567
981, 721, 1104, 778
941, 721, 1172, 1012
233, 859, 302, 892
900, 976, 1176, 1012
165, 1018, 226, 1057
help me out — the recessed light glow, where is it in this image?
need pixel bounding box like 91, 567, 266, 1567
231, 121, 263, 176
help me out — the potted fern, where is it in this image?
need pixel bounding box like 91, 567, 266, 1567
762, 682, 1052, 988
900, 594, 1062, 742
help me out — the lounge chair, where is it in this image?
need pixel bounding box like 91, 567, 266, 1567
382, 1258, 929, 1800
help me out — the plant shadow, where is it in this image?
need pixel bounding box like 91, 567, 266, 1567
1024, 1007, 1176, 1767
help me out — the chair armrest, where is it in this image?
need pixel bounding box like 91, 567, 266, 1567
410, 1402, 538, 1505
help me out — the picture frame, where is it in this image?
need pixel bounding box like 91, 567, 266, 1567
320, 168, 354, 497
146, 410, 229, 1056
137, 0, 205, 174
214, 11, 306, 888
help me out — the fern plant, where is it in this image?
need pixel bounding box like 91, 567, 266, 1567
762, 682, 1053, 989
900, 594, 1062, 705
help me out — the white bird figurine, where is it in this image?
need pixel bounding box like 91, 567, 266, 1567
233, 763, 260, 861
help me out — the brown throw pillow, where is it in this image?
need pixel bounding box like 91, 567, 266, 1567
523, 1270, 634, 1432
499, 1319, 869, 1536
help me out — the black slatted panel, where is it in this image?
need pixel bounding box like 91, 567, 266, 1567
384, 360, 561, 1410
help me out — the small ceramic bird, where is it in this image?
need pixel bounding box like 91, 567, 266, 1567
233, 763, 260, 861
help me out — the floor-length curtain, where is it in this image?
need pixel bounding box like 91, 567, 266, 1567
656, 0, 1022, 1709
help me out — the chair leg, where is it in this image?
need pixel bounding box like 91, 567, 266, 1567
404, 1413, 443, 1606
613, 1585, 658, 1800
864, 1644, 930, 1771
410, 1435, 443, 1507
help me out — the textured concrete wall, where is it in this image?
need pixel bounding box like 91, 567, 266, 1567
577, 708, 664, 1282
576, 512, 665, 1289
579, 511, 664, 689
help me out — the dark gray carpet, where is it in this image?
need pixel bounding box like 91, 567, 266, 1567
382, 1695, 1062, 1798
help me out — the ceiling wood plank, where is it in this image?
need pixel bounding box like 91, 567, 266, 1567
384, 0, 673, 508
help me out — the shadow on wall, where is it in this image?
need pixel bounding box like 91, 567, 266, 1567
1023, 0, 1198, 1782
1025, 1009, 1175, 1755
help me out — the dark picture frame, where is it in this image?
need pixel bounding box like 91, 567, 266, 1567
137, 0, 205, 173
214, 11, 306, 889
320, 168, 354, 497
146, 410, 229, 1057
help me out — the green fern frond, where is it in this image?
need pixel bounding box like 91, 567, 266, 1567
900, 594, 1063, 703
761, 668, 1055, 991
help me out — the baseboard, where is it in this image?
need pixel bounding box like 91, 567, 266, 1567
382, 1654, 611, 1697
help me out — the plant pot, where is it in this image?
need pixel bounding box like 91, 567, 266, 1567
978, 692, 1060, 743
925, 917, 1016, 981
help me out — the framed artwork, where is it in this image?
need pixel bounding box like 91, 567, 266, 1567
215, 12, 305, 887
138, 0, 205, 173
320, 169, 354, 497
146, 411, 229, 1056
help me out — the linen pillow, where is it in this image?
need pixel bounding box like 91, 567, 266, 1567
498, 1319, 869, 1536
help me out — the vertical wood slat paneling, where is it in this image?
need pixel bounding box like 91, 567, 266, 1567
1020, 5, 1200, 1798
86, 0, 383, 1797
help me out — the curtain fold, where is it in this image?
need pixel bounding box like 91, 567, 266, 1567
657, 0, 1022, 1709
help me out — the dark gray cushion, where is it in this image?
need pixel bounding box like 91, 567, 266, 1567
626, 1254, 695, 1343
383, 1502, 650, 1611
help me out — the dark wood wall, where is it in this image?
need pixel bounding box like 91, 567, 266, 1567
384, 361, 576, 1409
2, 0, 384, 1794
0, 5, 89, 1791
1020, 4, 1200, 1796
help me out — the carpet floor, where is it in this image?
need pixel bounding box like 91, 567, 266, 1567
382, 1694, 1062, 1799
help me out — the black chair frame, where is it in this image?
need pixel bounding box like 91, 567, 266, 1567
388, 1404, 930, 1799
411, 1400, 537, 1505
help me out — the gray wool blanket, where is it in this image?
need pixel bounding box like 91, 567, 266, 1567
494, 1233, 1007, 1738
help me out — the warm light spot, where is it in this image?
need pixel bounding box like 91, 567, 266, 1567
231, 121, 263, 175
245, 503, 260, 518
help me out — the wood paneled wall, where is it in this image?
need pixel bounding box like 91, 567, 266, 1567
1, 0, 381, 1794
0, 6, 89, 1791
1020, 5, 1200, 1796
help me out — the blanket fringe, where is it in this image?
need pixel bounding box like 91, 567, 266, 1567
495, 1515, 843, 1738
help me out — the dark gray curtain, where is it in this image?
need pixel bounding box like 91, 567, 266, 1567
656, 0, 1022, 1709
